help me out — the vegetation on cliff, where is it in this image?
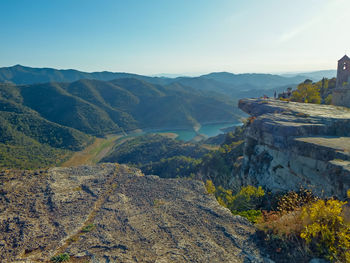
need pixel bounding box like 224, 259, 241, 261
205, 181, 350, 263
201, 116, 350, 262
289, 78, 336, 104
300, 198, 350, 262
198, 124, 246, 187
205, 181, 265, 223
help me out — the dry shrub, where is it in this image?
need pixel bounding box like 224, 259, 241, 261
277, 188, 318, 213
255, 189, 318, 262
256, 209, 310, 262
257, 188, 317, 237
257, 209, 304, 237
343, 205, 350, 224
248, 116, 256, 124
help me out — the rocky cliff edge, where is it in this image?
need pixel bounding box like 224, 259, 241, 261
0, 163, 271, 263
238, 98, 350, 198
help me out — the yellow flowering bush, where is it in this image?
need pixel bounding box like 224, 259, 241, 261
205, 180, 216, 195
300, 199, 350, 262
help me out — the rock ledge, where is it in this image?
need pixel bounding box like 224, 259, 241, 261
0, 163, 270, 262
238, 98, 350, 198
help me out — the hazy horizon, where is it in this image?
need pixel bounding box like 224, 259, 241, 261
1, 0, 348, 75
1, 63, 337, 78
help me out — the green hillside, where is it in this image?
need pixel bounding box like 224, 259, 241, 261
100, 134, 209, 178
0, 114, 70, 169
101, 134, 208, 164
0, 141, 68, 170
12, 78, 240, 134
0, 84, 93, 168
0, 77, 241, 169
19, 83, 121, 136
64, 79, 139, 130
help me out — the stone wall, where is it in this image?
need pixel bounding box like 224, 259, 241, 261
332, 87, 350, 108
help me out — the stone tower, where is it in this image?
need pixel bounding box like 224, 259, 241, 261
336, 55, 350, 88
332, 55, 350, 107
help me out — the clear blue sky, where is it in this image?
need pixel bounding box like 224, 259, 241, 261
0, 0, 349, 75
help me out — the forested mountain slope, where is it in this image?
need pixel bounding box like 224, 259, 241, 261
13, 78, 239, 134
0, 77, 240, 168
0, 84, 93, 168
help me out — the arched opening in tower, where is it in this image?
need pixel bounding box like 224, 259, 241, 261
343, 62, 347, 70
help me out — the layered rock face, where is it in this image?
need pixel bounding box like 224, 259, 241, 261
0, 163, 270, 263
238, 99, 350, 198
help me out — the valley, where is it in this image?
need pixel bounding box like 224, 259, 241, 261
0, 75, 241, 169
61, 121, 240, 167
61, 135, 122, 167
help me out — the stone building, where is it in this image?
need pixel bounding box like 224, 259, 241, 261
332, 55, 350, 107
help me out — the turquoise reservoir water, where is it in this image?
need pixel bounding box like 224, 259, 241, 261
159, 122, 241, 141
172, 130, 197, 141
197, 123, 238, 138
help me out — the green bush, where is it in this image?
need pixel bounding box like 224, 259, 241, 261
81, 223, 95, 233
325, 94, 333, 105
205, 181, 264, 223
51, 253, 70, 263
229, 185, 265, 211
233, 209, 263, 223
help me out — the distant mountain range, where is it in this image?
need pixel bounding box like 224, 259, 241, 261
0, 65, 336, 98
280, 70, 336, 80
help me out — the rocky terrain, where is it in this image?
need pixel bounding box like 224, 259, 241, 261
0, 163, 271, 263
238, 98, 350, 198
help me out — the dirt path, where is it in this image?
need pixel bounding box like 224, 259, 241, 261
51, 164, 120, 259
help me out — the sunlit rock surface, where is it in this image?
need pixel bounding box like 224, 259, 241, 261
238, 98, 350, 198
0, 163, 271, 263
